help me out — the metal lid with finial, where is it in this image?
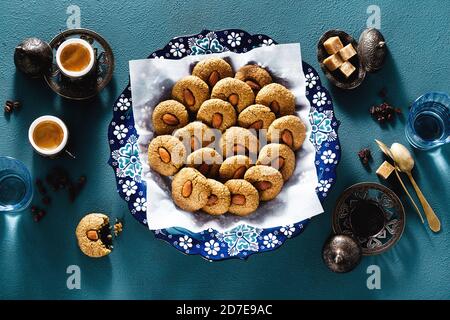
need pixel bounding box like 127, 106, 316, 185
322, 234, 362, 273
358, 28, 387, 73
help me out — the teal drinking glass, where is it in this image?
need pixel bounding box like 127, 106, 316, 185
405, 92, 450, 150
0, 156, 33, 212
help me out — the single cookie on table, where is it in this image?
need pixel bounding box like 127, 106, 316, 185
267, 115, 306, 151
244, 165, 284, 201
211, 78, 255, 113
220, 126, 259, 158
235, 64, 272, 92
76, 213, 113, 258
152, 100, 189, 135
173, 121, 216, 152
171, 75, 210, 113
238, 104, 276, 130
192, 57, 234, 88
257, 143, 296, 181
172, 167, 211, 212
255, 83, 295, 116
224, 179, 259, 216
202, 179, 231, 215
186, 147, 223, 178
197, 99, 236, 132
148, 135, 186, 176
219, 155, 253, 180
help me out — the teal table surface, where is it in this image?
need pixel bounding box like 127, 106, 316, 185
1, 0, 449, 300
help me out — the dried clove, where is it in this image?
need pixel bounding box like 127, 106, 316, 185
369, 102, 401, 124
30, 205, 46, 222
358, 148, 372, 165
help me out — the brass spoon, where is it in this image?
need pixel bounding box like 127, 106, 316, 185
375, 139, 424, 223
390, 143, 441, 232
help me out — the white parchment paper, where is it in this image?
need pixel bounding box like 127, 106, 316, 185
129, 44, 323, 233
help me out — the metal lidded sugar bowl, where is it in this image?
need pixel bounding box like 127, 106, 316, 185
317, 28, 387, 89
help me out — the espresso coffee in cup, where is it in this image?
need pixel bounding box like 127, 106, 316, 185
28, 116, 68, 156
56, 38, 95, 78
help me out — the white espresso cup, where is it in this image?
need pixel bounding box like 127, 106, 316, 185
56, 38, 95, 78
28, 116, 69, 157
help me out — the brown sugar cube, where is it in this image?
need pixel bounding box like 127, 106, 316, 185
339, 61, 356, 78
323, 54, 344, 72
338, 43, 357, 61
376, 161, 395, 179
323, 36, 344, 54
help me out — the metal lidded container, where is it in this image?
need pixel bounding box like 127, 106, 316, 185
322, 234, 362, 273
317, 28, 387, 89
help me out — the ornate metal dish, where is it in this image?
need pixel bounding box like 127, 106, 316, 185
44, 28, 114, 100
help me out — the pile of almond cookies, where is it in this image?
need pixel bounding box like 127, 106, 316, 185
148, 57, 306, 216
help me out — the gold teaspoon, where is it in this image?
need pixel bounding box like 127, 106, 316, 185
390, 143, 441, 232
375, 139, 424, 223
375, 139, 425, 223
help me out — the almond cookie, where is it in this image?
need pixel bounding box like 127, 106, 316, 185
225, 179, 259, 216
211, 78, 255, 113
267, 115, 306, 151
238, 104, 276, 130
192, 57, 234, 88
152, 100, 189, 135
202, 179, 231, 215
173, 121, 216, 151
255, 83, 295, 116
172, 168, 211, 212
244, 165, 284, 201
220, 127, 259, 158
256, 143, 296, 181
148, 135, 187, 176
235, 64, 272, 92
76, 213, 113, 258
219, 155, 253, 180
172, 75, 210, 112
186, 147, 223, 178
197, 99, 236, 132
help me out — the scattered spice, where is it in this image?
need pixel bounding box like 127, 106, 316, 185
358, 148, 372, 165
30, 205, 46, 222
31, 167, 87, 220
369, 102, 401, 123
44, 167, 86, 201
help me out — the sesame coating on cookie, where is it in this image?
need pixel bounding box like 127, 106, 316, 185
255, 83, 295, 116
211, 78, 255, 113
172, 75, 210, 112
148, 135, 187, 176
192, 58, 234, 88
172, 168, 211, 212
152, 100, 189, 135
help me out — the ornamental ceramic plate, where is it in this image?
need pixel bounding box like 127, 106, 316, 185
108, 29, 341, 260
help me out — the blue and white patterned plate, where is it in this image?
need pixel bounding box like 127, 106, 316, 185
108, 29, 341, 261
